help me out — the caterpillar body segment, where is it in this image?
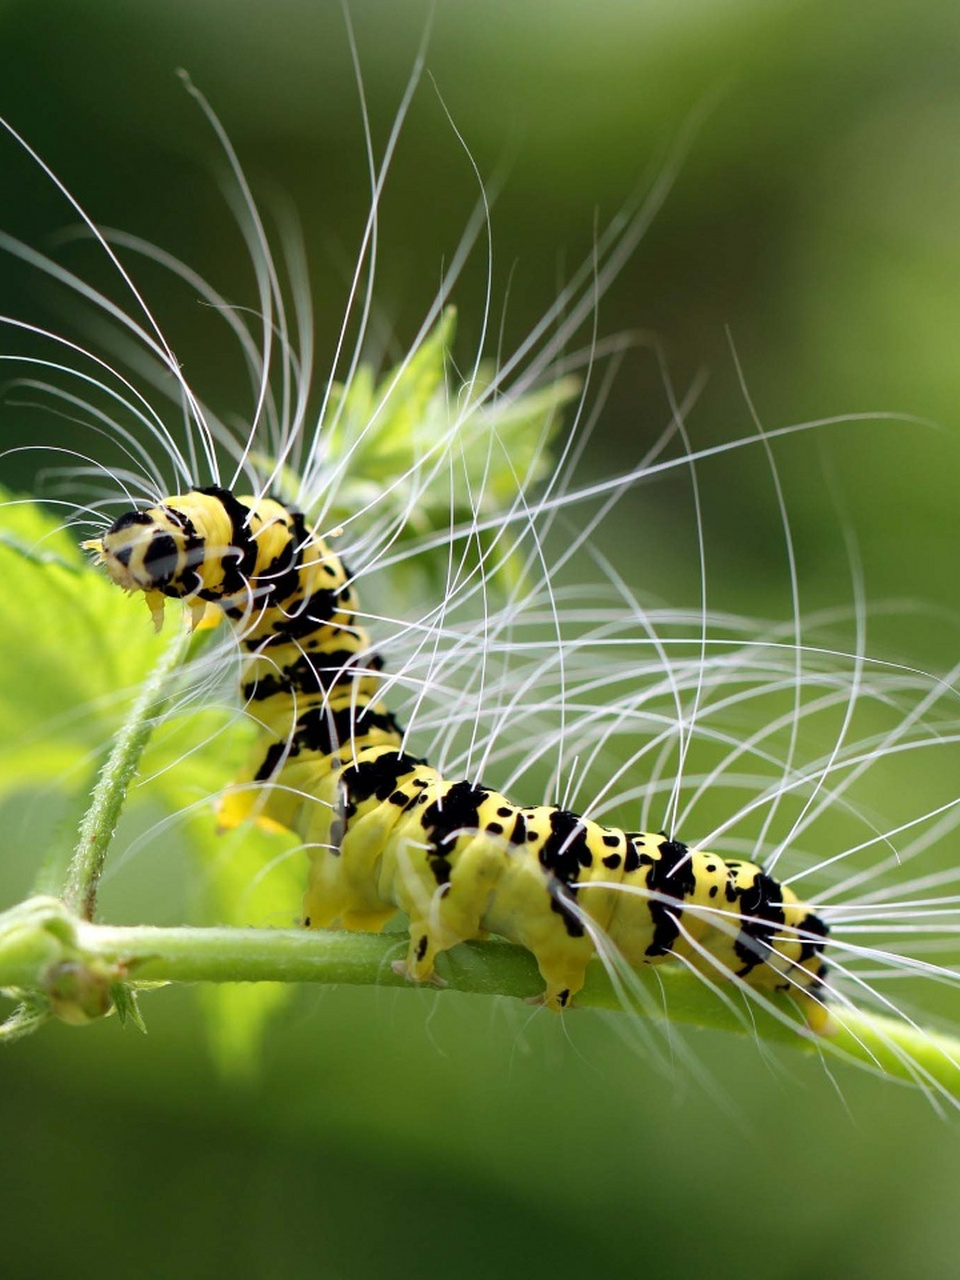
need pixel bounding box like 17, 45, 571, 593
88, 487, 831, 1029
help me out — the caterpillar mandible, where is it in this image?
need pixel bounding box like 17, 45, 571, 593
87, 486, 831, 1028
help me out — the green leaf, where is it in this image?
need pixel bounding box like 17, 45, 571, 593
0, 491, 170, 800
255, 310, 578, 591
110, 983, 147, 1033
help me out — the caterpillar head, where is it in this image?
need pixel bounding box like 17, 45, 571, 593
83, 499, 233, 631
85, 489, 333, 637
84, 490, 306, 632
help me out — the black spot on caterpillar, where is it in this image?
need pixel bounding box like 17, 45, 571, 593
86, 486, 830, 1028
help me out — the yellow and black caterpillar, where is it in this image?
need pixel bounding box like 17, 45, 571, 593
88, 487, 830, 1026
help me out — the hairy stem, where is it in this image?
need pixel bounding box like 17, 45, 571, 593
62, 625, 192, 921
2, 896, 958, 1098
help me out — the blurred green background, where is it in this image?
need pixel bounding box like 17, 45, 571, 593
2, 2, 960, 1277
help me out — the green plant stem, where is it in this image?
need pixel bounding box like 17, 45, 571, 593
62, 625, 192, 921
2, 897, 958, 1098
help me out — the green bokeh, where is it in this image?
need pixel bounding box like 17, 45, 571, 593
2, 2, 959, 1276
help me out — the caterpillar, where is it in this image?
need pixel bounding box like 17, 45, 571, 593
86, 486, 831, 1028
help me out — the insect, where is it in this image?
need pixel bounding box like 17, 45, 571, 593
85, 485, 831, 1028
